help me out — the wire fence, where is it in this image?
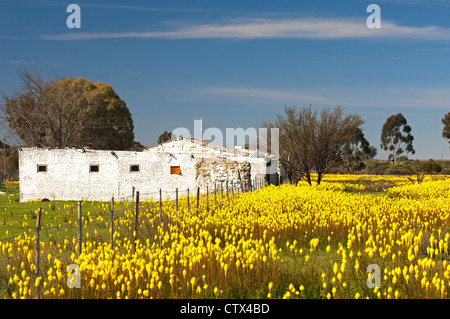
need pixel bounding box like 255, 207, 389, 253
0, 177, 271, 298
0, 177, 267, 244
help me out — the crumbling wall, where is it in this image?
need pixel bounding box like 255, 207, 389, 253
195, 161, 251, 190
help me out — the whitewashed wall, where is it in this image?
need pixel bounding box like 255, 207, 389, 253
19, 148, 198, 202
19, 139, 279, 202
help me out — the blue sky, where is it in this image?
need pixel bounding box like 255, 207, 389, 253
1, 0, 450, 159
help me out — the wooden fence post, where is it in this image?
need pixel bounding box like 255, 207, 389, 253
77, 201, 82, 256
159, 189, 163, 227
206, 186, 209, 213
226, 180, 229, 201
35, 207, 42, 299
175, 188, 178, 226
196, 187, 200, 217
110, 196, 114, 250
187, 188, 190, 213
232, 181, 234, 200
134, 191, 139, 251
214, 182, 217, 207
221, 182, 223, 207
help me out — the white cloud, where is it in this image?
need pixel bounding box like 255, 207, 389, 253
79, 3, 211, 13
0, 60, 65, 66
40, 17, 450, 41
191, 86, 450, 109
197, 87, 331, 103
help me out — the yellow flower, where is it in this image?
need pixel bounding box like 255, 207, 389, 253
333, 262, 338, 274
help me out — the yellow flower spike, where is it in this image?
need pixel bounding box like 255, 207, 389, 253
333, 262, 338, 274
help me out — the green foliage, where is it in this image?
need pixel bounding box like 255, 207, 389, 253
421, 160, 442, 173
341, 127, 377, 174
365, 160, 390, 175
384, 164, 413, 175
442, 112, 450, 148
6, 148, 18, 180
3, 70, 135, 150
380, 113, 415, 165
157, 131, 174, 144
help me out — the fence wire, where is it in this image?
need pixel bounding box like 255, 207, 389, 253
0, 177, 266, 243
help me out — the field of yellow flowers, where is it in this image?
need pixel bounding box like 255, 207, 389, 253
1, 174, 450, 299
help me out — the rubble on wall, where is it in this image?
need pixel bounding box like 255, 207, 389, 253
195, 161, 252, 189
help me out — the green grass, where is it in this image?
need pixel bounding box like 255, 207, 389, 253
0, 186, 135, 242
0, 186, 78, 240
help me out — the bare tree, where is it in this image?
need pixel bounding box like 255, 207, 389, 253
1, 68, 135, 150
262, 106, 316, 185
263, 105, 365, 185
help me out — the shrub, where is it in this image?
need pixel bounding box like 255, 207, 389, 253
384, 165, 413, 175
365, 160, 390, 175
421, 160, 443, 173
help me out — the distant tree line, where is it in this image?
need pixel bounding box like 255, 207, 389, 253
263, 106, 450, 185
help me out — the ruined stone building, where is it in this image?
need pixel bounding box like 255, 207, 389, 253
18, 137, 279, 202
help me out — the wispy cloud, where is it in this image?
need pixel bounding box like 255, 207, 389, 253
197, 87, 332, 103
192, 86, 450, 109
40, 17, 450, 41
0, 60, 65, 66
79, 3, 213, 13
0, 35, 33, 40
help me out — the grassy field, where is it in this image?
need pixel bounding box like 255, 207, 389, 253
1, 175, 450, 299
